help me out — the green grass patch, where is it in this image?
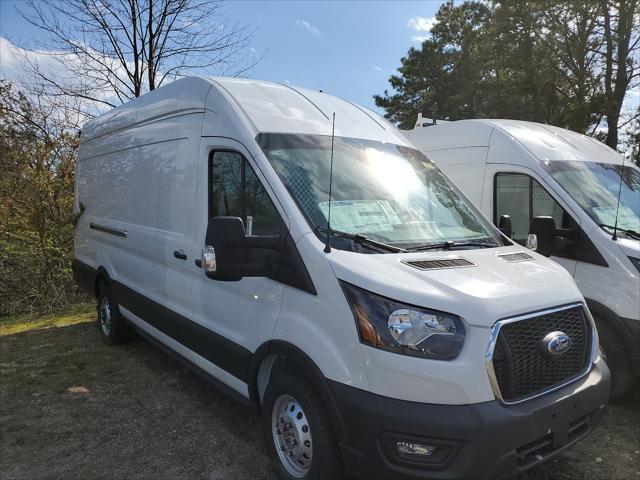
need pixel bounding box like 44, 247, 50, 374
0, 303, 95, 336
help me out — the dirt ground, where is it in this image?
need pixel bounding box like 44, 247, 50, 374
1, 309, 639, 480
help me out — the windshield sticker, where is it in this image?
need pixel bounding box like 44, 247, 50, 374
318, 200, 402, 234
593, 206, 639, 229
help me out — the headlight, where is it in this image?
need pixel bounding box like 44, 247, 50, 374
628, 256, 640, 273
340, 281, 466, 360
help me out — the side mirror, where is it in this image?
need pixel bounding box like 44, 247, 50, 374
498, 215, 512, 238
530, 216, 556, 257
203, 216, 281, 281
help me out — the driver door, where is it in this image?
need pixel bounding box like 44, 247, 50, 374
190, 138, 285, 384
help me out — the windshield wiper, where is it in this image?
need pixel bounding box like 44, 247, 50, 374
315, 227, 407, 253
599, 224, 640, 240
406, 240, 500, 252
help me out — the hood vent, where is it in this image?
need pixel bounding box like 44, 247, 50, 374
403, 258, 476, 271
497, 252, 534, 263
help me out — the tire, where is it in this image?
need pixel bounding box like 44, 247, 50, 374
96, 280, 132, 345
595, 317, 633, 398
262, 361, 344, 480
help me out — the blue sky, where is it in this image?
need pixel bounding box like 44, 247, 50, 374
0, 0, 444, 113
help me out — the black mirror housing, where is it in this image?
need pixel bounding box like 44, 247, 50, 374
498, 215, 512, 238
530, 216, 556, 257
205, 216, 281, 281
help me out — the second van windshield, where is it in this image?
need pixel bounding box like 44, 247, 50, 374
257, 133, 502, 251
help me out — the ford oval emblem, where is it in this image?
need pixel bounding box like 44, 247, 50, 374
541, 331, 572, 356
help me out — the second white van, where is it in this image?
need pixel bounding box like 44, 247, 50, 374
407, 119, 640, 397
74, 78, 609, 480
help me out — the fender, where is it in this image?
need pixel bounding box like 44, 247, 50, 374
586, 298, 639, 363
250, 340, 349, 445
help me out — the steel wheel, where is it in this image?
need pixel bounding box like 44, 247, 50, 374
99, 296, 112, 337
271, 394, 313, 478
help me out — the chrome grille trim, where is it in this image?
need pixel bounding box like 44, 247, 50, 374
485, 302, 597, 405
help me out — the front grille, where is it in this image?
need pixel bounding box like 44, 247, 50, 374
403, 258, 475, 271
490, 305, 591, 403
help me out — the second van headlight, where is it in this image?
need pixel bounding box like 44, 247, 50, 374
340, 281, 465, 360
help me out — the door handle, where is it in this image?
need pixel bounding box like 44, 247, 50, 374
173, 249, 187, 260
195, 259, 202, 268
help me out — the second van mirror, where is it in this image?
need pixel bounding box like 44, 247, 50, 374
498, 215, 512, 238
203, 216, 281, 281
530, 216, 557, 257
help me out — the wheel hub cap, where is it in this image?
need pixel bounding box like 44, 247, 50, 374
99, 297, 112, 336
271, 394, 312, 477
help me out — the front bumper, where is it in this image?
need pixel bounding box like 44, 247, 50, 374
330, 358, 610, 480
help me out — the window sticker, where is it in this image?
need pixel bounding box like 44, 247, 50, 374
593, 206, 638, 228
318, 200, 401, 234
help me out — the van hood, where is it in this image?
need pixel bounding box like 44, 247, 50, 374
328, 245, 584, 328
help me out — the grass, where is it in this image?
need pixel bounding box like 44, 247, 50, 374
0, 303, 94, 336
1, 307, 639, 479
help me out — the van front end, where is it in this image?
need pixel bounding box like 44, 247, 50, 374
331, 358, 608, 479
310, 243, 611, 480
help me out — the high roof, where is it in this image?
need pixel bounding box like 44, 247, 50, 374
481, 119, 622, 164
407, 118, 623, 165
81, 76, 410, 146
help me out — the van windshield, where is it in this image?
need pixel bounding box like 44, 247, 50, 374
257, 133, 502, 252
542, 160, 640, 239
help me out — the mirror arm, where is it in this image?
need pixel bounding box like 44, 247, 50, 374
231, 234, 281, 250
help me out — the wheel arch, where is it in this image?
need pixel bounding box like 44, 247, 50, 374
586, 298, 638, 360
249, 340, 349, 445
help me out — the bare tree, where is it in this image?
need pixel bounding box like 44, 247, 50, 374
16, 0, 260, 112
600, 0, 640, 149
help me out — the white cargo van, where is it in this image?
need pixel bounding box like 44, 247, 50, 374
74, 78, 609, 480
407, 119, 639, 398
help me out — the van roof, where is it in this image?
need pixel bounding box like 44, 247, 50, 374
80, 76, 410, 146
408, 118, 623, 165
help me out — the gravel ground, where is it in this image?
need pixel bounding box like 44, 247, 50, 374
1, 313, 639, 480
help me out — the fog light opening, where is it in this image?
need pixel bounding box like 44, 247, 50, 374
395, 440, 437, 458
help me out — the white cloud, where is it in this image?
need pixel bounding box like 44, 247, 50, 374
408, 16, 436, 33
411, 35, 430, 43
296, 20, 321, 36
373, 66, 382, 72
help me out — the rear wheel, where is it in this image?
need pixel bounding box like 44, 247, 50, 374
263, 362, 344, 480
96, 281, 131, 345
595, 317, 633, 398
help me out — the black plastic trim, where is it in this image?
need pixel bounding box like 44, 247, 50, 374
111, 279, 253, 383
72, 259, 95, 296
135, 328, 255, 407
90, 222, 127, 237
331, 361, 610, 480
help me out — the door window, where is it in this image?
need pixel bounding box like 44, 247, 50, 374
210, 151, 281, 235
494, 173, 575, 244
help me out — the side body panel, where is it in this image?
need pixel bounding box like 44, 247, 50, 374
76, 112, 203, 320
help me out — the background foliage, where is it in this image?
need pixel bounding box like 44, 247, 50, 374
1, 0, 638, 316
375, 0, 640, 156
0, 82, 82, 315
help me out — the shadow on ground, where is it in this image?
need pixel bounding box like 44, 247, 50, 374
1, 321, 638, 480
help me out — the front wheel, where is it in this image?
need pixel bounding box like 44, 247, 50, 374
262, 362, 344, 480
